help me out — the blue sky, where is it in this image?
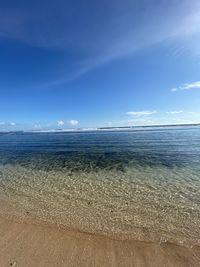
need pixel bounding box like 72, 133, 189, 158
0, 0, 200, 130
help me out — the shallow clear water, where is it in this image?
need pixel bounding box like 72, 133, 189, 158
0, 127, 200, 246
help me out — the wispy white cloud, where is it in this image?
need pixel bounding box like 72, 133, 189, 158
166, 110, 183, 114
57, 120, 64, 126
181, 81, 200, 90
0, 122, 17, 128
171, 81, 200, 92
34, 124, 41, 128
2, 1, 200, 51
188, 111, 200, 116
126, 110, 157, 117
68, 120, 79, 126
1, 1, 200, 86
171, 88, 178, 92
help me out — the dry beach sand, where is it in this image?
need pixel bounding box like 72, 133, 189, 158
0, 215, 199, 267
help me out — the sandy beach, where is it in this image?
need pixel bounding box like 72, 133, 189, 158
1, 0, 200, 264
0, 130, 200, 266
0, 216, 199, 267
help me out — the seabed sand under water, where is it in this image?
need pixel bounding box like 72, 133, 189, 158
0, 129, 200, 266
0, 164, 200, 266
0, 163, 200, 246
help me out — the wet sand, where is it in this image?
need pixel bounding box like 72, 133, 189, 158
0, 216, 199, 267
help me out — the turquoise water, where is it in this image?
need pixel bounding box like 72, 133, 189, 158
0, 127, 200, 246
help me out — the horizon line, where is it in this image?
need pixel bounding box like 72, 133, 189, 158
1, 122, 200, 133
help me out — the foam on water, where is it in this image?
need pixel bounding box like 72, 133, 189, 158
0, 128, 200, 246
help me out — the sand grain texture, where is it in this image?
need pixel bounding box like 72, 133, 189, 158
0, 217, 199, 267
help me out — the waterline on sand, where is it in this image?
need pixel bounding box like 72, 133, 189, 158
0, 162, 199, 247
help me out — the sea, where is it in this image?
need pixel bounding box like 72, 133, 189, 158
0, 126, 200, 247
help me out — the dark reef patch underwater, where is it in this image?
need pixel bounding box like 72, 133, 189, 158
0, 127, 200, 247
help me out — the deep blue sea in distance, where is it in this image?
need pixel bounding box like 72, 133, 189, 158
0, 126, 200, 246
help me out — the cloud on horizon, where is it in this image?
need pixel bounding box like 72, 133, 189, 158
166, 110, 183, 114
57, 120, 65, 127
68, 120, 79, 126
0, 122, 17, 130
126, 110, 157, 117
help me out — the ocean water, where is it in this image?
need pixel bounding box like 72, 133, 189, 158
0, 127, 200, 246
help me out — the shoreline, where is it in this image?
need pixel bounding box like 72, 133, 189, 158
0, 216, 199, 267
